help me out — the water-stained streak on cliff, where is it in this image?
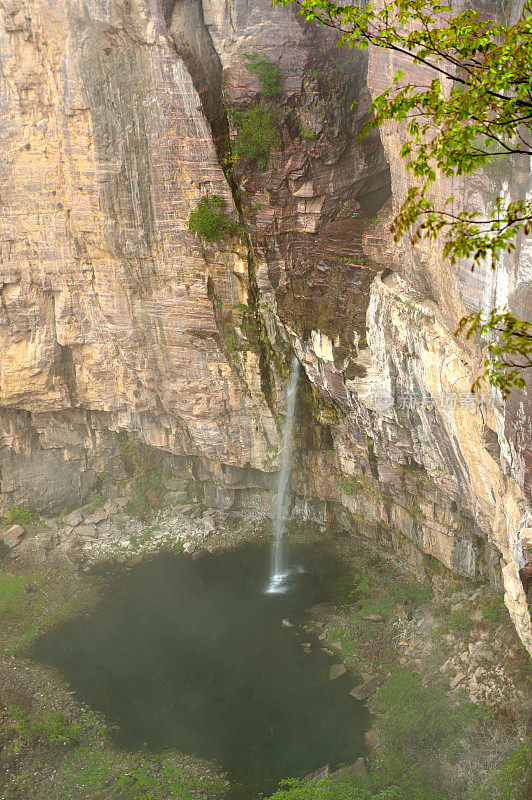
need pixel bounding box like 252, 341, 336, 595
166, 0, 232, 168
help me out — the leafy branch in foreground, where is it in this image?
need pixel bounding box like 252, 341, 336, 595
274, 0, 532, 394
456, 309, 532, 398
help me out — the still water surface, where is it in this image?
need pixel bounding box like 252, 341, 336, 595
32, 544, 369, 798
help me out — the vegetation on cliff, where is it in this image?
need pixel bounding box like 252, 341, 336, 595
243, 52, 283, 98
187, 195, 238, 241
276, 0, 532, 397
226, 53, 283, 171
228, 103, 281, 169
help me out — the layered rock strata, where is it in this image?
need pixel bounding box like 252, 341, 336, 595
0, 0, 530, 650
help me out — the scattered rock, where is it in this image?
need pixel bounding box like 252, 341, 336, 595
361, 613, 383, 622
104, 500, 118, 516
165, 491, 188, 504
2, 525, 25, 548
364, 729, 379, 749
74, 524, 97, 539
416, 614, 435, 637
450, 671, 467, 689
329, 640, 342, 651
83, 509, 108, 525
166, 479, 188, 492
349, 675, 384, 700
329, 663, 347, 680
203, 519, 215, 534
63, 510, 82, 527
405, 658, 423, 672
97, 522, 113, 536
183, 542, 196, 554
281, 619, 293, 628
331, 758, 366, 780
305, 602, 337, 622
468, 642, 494, 662
301, 643, 311, 653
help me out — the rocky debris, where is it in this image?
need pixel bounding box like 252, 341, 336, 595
330, 758, 366, 781
304, 757, 366, 784
74, 524, 97, 539
329, 663, 347, 680
450, 671, 467, 689
83, 509, 108, 525
4, 492, 266, 570
349, 675, 384, 700
305, 602, 338, 623
165, 491, 189, 505
416, 614, 435, 637
364, 729, 379, 749
2, 525, 25, 549
392, 580, 530, 716
282, 619, 293, 628
63, 510, 82, 527
404, 658, 423, 672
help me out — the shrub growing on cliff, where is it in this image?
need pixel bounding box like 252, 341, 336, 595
243, 52, 283, 98
372, 669, 477, 761
275, 0, 532, 397
468, 741, 531, 800
187, 194, 237, 241
114, 432, 168, 517
4, 507, 37, 527
228, 103, 281, 168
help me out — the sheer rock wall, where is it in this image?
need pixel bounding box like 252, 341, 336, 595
0, 0, 530, 650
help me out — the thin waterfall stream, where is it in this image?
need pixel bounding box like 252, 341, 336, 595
266, 355, 300, 594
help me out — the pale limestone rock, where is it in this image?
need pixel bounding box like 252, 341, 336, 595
63, 511, 83, 527
2, 524, 24, 548
450, 672, 467, 690
74, 524, 97, 539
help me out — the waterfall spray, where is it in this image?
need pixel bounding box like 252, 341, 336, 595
266, 355, 300, 594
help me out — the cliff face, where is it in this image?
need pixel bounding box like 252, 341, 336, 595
0, 0, 530, 649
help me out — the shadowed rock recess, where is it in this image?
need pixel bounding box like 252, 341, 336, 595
0, 0, 530, 650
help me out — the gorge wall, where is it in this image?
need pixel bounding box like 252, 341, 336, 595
0, 0, 530, 651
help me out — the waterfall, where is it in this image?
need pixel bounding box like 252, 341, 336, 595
266, 355, 300, 594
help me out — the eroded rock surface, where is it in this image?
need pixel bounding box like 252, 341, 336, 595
0, 0, 530, 650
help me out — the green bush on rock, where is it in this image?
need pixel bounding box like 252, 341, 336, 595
372, 668, 477, 761
187, 194, 237, 241
228, 103, 281, 169
4, 507, 37, 527
243, 52, 282, 98
114, 432, 169, 517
